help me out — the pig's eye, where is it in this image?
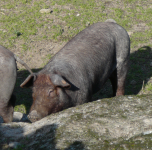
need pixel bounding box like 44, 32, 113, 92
48, 89, 53, 94
48, 89, 55, 97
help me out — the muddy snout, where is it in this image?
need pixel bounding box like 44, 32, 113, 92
28, 110, 41, 122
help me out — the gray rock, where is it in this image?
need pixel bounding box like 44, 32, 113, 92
128, 96, 133, 99
0, 112, 29, 123
9, 142, 21, 149
1, 95, 152, 149
76, 13, 80, 16
143, 130, 152, 135
13, 112, 24, 122
13, 112, 29, 122
40, 9, 52, 13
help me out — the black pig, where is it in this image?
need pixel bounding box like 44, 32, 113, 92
21, 19, 130, 122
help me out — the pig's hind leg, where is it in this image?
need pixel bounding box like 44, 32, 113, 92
115, 60, 129, 96
109, 61, 128, 96
116, 61, 129, 96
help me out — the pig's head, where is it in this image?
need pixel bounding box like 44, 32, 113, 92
20, 73, 71, 122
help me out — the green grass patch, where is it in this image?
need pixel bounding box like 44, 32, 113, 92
1, 0, 152, 113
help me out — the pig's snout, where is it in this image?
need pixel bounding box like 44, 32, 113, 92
28, 110, 41, 122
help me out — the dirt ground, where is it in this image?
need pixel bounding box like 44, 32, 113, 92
1, 0, 152, 113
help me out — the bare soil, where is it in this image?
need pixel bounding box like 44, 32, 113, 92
1, 0, 152, 114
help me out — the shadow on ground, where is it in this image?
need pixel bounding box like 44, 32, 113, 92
14, 68, 42, 114
14, 46, 152, 112
93, 46, 152, 100
0, 123, 85, 150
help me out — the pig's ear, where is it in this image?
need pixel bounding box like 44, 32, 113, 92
20, 74, 37, 88
50, 74, 71, 88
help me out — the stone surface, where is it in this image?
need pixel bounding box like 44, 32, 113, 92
0, 112, 29, 123
1, 95, 152, 149
8, 142, 21, 149
13, 112, 24, 122
13, 112, 30, 122
39, 9, 52, 13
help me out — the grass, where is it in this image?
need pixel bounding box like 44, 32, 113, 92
0, 0, 151, 49
0, 0, 151, 48
0, 0, 152, 113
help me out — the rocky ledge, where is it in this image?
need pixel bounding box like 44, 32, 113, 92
1, 95, 152, 149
